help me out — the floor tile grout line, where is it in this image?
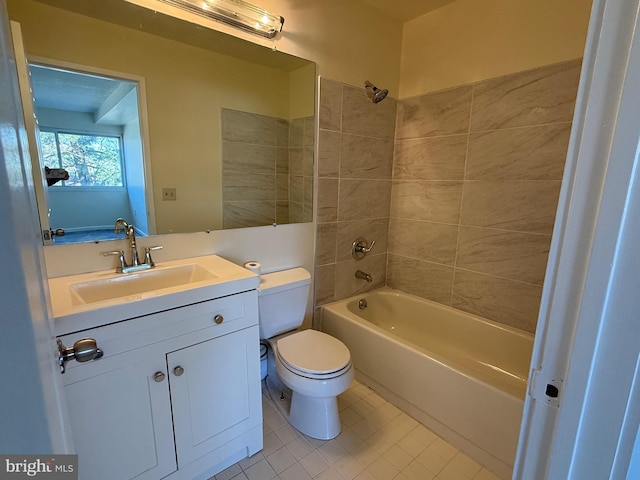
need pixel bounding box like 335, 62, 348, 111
213, 379, 503, 480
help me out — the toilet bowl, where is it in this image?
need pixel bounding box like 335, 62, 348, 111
258, 268, 353, 439
271, 329, 354, 439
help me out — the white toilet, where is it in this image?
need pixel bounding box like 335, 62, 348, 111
258, 267, 354, 440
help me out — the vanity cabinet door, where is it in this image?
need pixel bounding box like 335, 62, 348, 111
62, 343, 176, 480
168, 324, 262, 468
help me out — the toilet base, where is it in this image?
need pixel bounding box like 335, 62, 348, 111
289, 391, 341, 440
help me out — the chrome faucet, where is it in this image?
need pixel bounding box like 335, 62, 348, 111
355, 270, 373, 283
126, 225, 141, 267
104, 218, 162, 273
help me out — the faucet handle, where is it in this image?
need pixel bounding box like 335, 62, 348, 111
144, 245, 163, 267
352, 238, 376, 260
103, 250, 127, 273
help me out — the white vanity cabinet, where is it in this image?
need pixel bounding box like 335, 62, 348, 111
58, 290, 262, 480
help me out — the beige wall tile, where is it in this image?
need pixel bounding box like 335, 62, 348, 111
396, 85, 472, 140
303, 175, 313, 205
290, 118, 305, 148
336, 218, 389, 263
222, 173, 275, 201
470, 59, 581, 132
460, 180, 561, 234
276, 202, 291, 224
221, 109, 277, 145
340, 134, 394, 179
342, 85, 397, 139
222, 201, 275, 228
276, 118, 289, 147
290, 175, 304, 204
289, 202, 304, 223
222, 142, 275, 174
335, 254, 387, 300
452, 270, 542, 333
317, 178, 338, 223
393, 135, 467, 180
276, 202, 289, 224
276, 147, 289, 175
303, 147, 314, 177
388, 218, 458, 266
289, 148, 303, 176
338, 179, 391, 221
276, 174, 289, 201
316, 223, 337, 266
303, 200, 313, 223
303, 116, 315, 147
315, 264, 336, 306
387, 254, 454, 305
466, 123, 571, 180
456, 227, 552, 285
390, 181, 463, 224
319, 78, 343, 131
318, 130, 341, 177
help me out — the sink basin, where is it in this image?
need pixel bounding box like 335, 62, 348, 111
70, 263, 218, 305
49, 254, 260, 336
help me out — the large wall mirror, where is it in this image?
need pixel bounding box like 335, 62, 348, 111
8, 0, 316, 245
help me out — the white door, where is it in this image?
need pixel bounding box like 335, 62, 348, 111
0, 1, 69, 452
514, 0, 640, 478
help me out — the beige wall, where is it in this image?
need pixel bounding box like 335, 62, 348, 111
400, 0, 593, 97
289, 63, 317, 119
129, 0, 404, 98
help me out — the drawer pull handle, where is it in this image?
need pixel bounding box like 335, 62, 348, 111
173, 366, 184, 376
153, 371, 166, 383
214, 314, 224, 324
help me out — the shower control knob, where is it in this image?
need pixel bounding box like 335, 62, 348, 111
352, 237, 376, 260
173, 366, 185, 377
214, 314, 224, 324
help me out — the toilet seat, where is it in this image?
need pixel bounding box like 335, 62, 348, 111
276, 330, 351, 380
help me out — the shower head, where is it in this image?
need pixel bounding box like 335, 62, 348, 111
364, 80, 388, 104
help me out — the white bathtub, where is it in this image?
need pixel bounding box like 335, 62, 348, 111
321, 288, 534, 479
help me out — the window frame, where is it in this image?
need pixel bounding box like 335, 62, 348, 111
39, 127, 127, 189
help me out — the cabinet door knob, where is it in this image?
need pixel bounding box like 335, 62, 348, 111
214, 314, 224, 324
153, 371, 166, 383
173, 366, 184, 376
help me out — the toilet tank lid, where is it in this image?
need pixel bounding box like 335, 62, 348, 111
257, 267, 311, 295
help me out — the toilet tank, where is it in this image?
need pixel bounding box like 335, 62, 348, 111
257, 267, 311, 339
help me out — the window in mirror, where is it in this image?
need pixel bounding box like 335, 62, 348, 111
28, 62, 151, 244
40, 130, 125, 188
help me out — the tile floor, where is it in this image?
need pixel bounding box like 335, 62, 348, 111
212, 379, 502, 480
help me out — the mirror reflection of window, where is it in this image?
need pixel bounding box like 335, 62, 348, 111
40, 131, 125, 187
29, 63, 150, 244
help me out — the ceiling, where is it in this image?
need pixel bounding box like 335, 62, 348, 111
359, 0, 457, 22
30, 65, 140, 125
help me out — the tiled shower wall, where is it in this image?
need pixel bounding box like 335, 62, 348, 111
315, 59, 581, 333
314, 80, 397, 306
221, 109, 313, 228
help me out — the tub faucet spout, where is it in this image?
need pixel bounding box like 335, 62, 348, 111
355, 270, 372, 283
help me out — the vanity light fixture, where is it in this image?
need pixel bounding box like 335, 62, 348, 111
157, 0, 284, 38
